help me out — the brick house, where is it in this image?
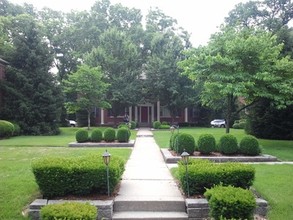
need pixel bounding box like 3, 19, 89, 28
0, 58, 9, 108
95, 102, 198, 127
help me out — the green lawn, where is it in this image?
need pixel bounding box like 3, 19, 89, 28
0, 127, 137, 147
253, 164, 293, 220
0, 127, 134, 220
153, 128, 293, 161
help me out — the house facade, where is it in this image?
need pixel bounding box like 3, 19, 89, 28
0, 58, 9, 108
95, 101, 198, 127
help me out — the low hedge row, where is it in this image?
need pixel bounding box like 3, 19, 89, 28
204, 185, 256, 220
75, 127, 131, 143
32, 154, 125, 198
169, 133, 261, 156
40, 202, 97, 220
178, 159, 255, 195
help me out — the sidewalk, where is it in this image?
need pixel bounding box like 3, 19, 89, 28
115, 128, 184, 200
113, 128, 187, 219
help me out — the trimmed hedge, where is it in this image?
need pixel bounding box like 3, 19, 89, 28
0, 120, 15, 138
218, 134, 238, 155
75, 129, 89, 143
159, 124, 170, 129
40, 202, 97, 220
152, 121, 161, 129
32, 154, 125, 198
175, 133, 196, 154
117, 127, 130, 142
178, 159, 255, 195
170, 133, 179, 150
91, 129, 103, 142
129, 121, 137, 129
239, 135, 261, 156
104, 128, 116, 142
197, 134, 216, 154
204, 185, 256, 220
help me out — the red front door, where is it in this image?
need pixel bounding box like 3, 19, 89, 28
141, 106, 148, 123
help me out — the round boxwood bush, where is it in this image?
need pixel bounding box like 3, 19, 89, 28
152, 121, 161, 129
239, 135, 261, 156
129, 121, 136, 129
75, 129, 89, 143
104, 127, 116, 142
198, 134, 216, 154
170, 133, 180, 150
0, 120, 15, 138
91, 128, 103, 142
218, 134, 238, 155
175, 133, 195, 155
117, 127, 130, 142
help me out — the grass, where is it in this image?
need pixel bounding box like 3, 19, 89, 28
252, 164, 293, 220
0, 127, 137, 147
0, 127, 134, 220
152, 128, 293, 161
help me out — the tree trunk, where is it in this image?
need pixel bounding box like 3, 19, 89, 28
225, 94, 233, 133
87, 110, 91, 130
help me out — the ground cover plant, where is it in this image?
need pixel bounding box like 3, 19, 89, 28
0, 127, 132, 220
153, 128, 293, 161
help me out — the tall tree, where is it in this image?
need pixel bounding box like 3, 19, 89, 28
144, 8, 194, 121
63, 64, 110, 130
179, 27, 293, 133
0, 14, 62, 134
85, 27, 143, 124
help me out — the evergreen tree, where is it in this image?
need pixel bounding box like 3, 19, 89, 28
0, 14, 62, 135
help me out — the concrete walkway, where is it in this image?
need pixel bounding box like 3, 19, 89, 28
113, 128, 187, 219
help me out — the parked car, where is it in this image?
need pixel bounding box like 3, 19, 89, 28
210, 119, 225, 128
66, 119, 77, 127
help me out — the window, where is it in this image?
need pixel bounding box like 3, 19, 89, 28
160, 106, 171, 117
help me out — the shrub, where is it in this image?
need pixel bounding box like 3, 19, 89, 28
233, 119, 247, 129
104, 127, 116, 142
40, 202, 97, 220
159, 124, 170, 129
204, 185, 256, 220
117, 127, 130, 142
197, 134, 216, 154
170, 133, 179, 150
178, 159, 255, 195
152, 121, 161, 129
118, 123, 128, 129
75, 129, 89, 143
218, 134, 238, 155
91, 129, 103, 142
239, 135, 261, 156
162, 121, 169, 125
32, 154, 125, 198
129, 121, 137, 129
175, 133, 195, 155
11, 122, 21, 136
0, 120, 15, 138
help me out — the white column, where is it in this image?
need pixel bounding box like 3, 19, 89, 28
129, 107, 132, 122
135, 106, 138, 122
157, 101, 160, 122
185, 108, 188, 123
151, 104, 154, 123
100, 109, 104, 124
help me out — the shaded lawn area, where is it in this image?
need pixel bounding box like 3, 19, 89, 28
152, 128, 293, 161
0, 146, 132, 220
0, 127, 137, 147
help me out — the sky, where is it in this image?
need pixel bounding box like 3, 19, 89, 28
9, 0, 249, 46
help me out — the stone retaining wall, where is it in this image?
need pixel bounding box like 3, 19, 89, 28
161, 149, 278, 163
28, 199, 113, 220
186, 198, 268, 219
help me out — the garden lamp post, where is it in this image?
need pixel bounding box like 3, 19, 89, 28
181, 150, 190, 197
103, 150, 111, 197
